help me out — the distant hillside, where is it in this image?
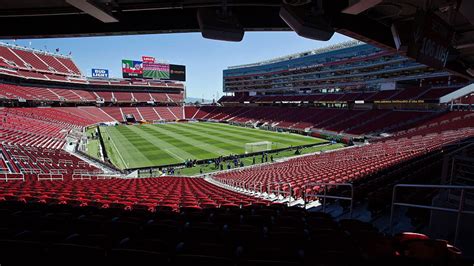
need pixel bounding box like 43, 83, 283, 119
185, 97, 213, 104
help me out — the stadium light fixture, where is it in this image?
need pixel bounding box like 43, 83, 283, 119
279, 3, 334, 41
197, 8, 244, 42
342, 0, 383, 15
66, 0, 118, 23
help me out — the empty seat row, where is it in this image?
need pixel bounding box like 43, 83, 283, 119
0, 201, 464, 266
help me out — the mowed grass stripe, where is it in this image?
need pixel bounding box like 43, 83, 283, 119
114, 126, 180, 166
161, 123, 252, 152
114, 126, 182, 166
195, 122, 318, 145
184, 122, 319, 147
153, 124, 241, 155
101, 122, 327, 169
162, 123, 248, 150
142, 125, 223, 158
101, 127, 128, 169
102, 126, 154, 169
136, 125, 221, 160
126, 125, 196, 161
176, 122, 313, 150
145, 124, 231, 156
180, 122, 278, 145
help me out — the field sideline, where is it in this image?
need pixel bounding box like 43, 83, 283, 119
99, 122, 326, 169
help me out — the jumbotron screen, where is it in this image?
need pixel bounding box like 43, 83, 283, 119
122, 58, 186, 81
169, 64, 186, 81
143, 63, 170, 79
122, 60, 143, 78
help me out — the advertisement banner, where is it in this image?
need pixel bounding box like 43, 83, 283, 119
142, 56, 155, 63
91, 68, 109, 78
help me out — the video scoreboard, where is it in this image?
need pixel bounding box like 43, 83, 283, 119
122, 56, 186, 81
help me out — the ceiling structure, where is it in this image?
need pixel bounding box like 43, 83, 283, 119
0, 0, 473, 78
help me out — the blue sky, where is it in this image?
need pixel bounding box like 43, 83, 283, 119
2, 32, 352, 99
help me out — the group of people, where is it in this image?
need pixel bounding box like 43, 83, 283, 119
147, 167, 178, 176
252, 152, 274, 164
141, 147, 310, 177
184, 159, 198, 168
212, 155, 245, 171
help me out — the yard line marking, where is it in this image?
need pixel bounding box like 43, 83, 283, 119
103, 127, 129, 168
198, 122, 317, 144
152, 124, 236, 155
163, 123, 245, 149
144, 124, 228, 156
127, 125, 194, 161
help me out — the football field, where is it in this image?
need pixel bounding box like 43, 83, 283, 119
99, 122, 325, 169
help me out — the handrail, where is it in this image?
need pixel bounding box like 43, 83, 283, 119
37, 173, 64, 181
449, 155, 474, 186
267, 182, 293, 201
0, 173, 25, 182
251, 181, 264, 194
50, 169, 68, 174
21, 169, 42, 174
389, 184, 474, 245
72, 174, 93, 180
303, 182, 354, 218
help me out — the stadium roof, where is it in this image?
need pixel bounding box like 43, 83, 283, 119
228, 40, 364, 69
1, 0, 474, 79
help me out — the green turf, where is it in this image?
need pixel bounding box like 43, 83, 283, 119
100, 122, 326, 170
176, 143, 345, 176
86, 127, 101, 160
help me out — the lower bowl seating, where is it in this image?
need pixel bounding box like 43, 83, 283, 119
0, 201, 465, 266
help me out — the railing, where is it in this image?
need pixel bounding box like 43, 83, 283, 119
0, 173, 25, 182
225, 179, 265, 194
21, 169, 42, 174
389, 184, 474, 245
216, 179, 245, 190
72, 174, 93, 180
37, 173, 64, 181
267, 182, 293, 201
12, 155, 29, 161
72, 172, 114, 180
73, 169, 103, 175
58, 159, 73, 164
449, 155, 474, 186
77, 161, 90, 166
303, 182, 354, 217
50, 169, 68, 174
37, 157, 53, 164
250, 181, 264, 194
96, 175, 114, 180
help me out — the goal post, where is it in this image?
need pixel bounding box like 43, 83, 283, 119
245, 141, 272, 154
